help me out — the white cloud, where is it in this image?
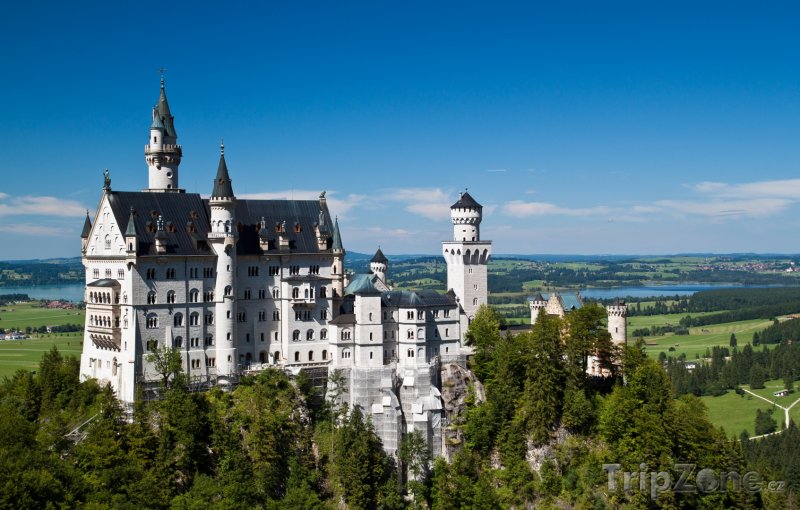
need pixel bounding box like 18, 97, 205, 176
0, 223, 68, 236
502, 201, 611, 218
376, 187, 453, 221
0, 195, 87, 217
654, 198, 792, 218
691, 178, 800, 199
486, 168, 507, 173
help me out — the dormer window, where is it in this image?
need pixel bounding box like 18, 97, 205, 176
294, 223, 302, 233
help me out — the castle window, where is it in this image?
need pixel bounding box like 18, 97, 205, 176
248, 266, 259, 277
174, 336, 183, 348
273, 310, 280, 321
444, 309, 451, 318
417, 311, 424, 320
342, 330, 351, 340
269, 266, 279, 276
147, 338, 158, 351
445, 328, 449, 337
292, 287, 299, 299
294, 223, 302, 233
322, 350, 327, 360
309, 265, 319, 275
105, 269, 112, 278
246, 333, 250, 343
292, 330, 300, 341
342, 349, 351, 359
204, 312, 213, 325
274, 332, 279, 341
118, 269, 124, 280
473, 298, 478, 306
204, 290, 214, 302
224, 286, 232, 297
273, 288, 280, 299
189, 289, 199, 302
258, 289, 266, 299
93, 269, 100, 279
203, 267, 214, 278
190, 268, 198, 278
294, 352, 300, 362
244, 289, 251, 300
320, 309, 328, 320
308, 351, 313, 361
146, 268, 156, 279
369, 312, 373, 321
190, 313, 199, 326
408, 349, 414, 358
433, 310, 439, 318
206, 357, 216, 367
174, 313, 183, 327
105, 236, 111, 250
206, 335, 214, 346
167, 290, 176, 304
407, 330, 414, 339
407, 311, 414, 320
258, 311, 266, 321
146, 314, 158, 329
417, 328, 424, 339
147, 291, 157, 305
320, 286, 327, 298
369, 332, 373, 341
237, 311, 246, 322
260, 333, 265, 342
320, 329, 327, 340
369, 352, 373, 359
307, 329, 314, 340
289, 266, 300, 276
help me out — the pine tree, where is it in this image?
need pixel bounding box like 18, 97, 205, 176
750, 363, 766, 390
729, 333, 737, 347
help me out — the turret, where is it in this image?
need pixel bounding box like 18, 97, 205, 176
607, 299, 627, 346
331, 217, 345, 298
81, 211, 92, 254
144, 77, 183, 192
124, 207, 138, 255
154, 215, 168, 254
370, 248, 388, 284
450, 191, 482, 242
529, 293, 547, 325
208, 143, 237, 382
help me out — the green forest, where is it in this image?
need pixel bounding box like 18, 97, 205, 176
1, 305, 797, 509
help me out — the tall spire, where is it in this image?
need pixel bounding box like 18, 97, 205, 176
81, 211, 92, 238
125, 207, 137, 236
211, 141, 234, 198
332, 216, 344, 252
157, 76, 176, 137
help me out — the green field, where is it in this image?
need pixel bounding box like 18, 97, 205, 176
701, 391, 779, 437
0, 303, 85, 329
0, 332, 84, 379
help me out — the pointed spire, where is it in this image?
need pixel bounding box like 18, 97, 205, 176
125, 207, 137, 236
150, 106, 165, 130
371, 247, 388, 264
211, 141, 234, 198
332, 216, 344, 252
157, 76, 177, 137
81, 210, 92, 238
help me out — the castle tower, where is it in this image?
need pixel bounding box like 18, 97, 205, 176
370, 248, 388, 284
208, 143, 237, 381
442, 191, 492, 320
331, 217, 345, 298
80, 211, 92, 254
144, 77, 183, 192
607, 299, 627, 346
529, 293, 547, 325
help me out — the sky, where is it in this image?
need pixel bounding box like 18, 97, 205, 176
1, 1, 800, 260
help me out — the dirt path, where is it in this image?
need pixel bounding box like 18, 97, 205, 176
742, 388, 800, 438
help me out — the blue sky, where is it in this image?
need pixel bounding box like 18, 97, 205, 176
2, 1, 800, 259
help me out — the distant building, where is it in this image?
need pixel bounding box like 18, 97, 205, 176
79, 79, 486, 456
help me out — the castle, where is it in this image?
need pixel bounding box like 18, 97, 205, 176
78, 79, 491, 455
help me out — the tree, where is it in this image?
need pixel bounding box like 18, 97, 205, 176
784, 366, 794, 392
145, 341, 184, 391
729, 333, 737, 347
750, 363, 766, 390
755, 408, 778, 435
465, 305, 503, 383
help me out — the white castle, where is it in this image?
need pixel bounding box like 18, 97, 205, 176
78, 79, 492, 455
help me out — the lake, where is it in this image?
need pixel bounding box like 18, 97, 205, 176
0, 284, 85, 302
0, 282, 781, 304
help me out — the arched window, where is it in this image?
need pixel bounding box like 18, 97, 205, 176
167, 290, 176, 304
174, 336, 183, 348
190, 312, 199, 326
322, 349, 327, 360
174, 313, 183, 327
294, 351, 300, 362
308, 351, 314, 361
320, 329, 328, 340
306, 329, 314, 341
273, 351, 280, 363
320, 286, 327, 298
417, 328, 424, 339
189, 289, 199, 303
225, 285, 232, 296
473, 298, 478, 306
418, 347, 424, 358
292, 287, 299, 299
304, 288, 309, 299
292, 330, 300, 341
147, 291, 157, 305
146, 314, 158, 329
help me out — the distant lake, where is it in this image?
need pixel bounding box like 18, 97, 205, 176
0, 284, 84, 302
579, 284, 778, 300
0, 282, 785, 304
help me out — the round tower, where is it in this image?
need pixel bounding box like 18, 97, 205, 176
331, 217, 345, 298
370, 247, 388, 283
607, 299, 627, 346
450, 191, 482, 242
208, 143, 237, 382
530, 293, 547, 325
145, 77, 183, 192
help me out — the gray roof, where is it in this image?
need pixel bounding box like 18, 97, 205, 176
371, 248, 388, 264
151, 109, 165, 130
382, 290, 457, 308
345, 273, 381, 295
124, 208, 137, 236
87, 278, 120, 288
105, 191, 337, 257
211, 152, 234, 198
157, 80, 177, 137
81, 212, 92, 238
451, 191, 482, 210
332, 217, 343, 252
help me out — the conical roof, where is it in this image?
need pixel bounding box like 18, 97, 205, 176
451, 191, 482, 210
80, 212, 92, 238
157, 78, 177, 137
125, 208, 137, 236
332, 217, 344, 252
211, 145, 234, 198
371, 247, 388, 264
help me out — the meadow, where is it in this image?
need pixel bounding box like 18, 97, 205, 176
700, 390, 779, 437
0, 302, 85, 378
